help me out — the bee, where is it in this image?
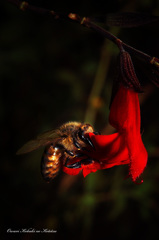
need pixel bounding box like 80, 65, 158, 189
17, 122, 96, 182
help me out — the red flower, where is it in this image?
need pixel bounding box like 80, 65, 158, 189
63, 85, 148, 182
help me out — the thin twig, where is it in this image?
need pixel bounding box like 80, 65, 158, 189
7, 0, 158, 65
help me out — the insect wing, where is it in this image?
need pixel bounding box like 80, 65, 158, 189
37, 129, 59, 140
16, 139, 53, 155
17, 130, 60, 155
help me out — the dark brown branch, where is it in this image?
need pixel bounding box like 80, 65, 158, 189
78, 17, 152, 62
7, 0, 159, 68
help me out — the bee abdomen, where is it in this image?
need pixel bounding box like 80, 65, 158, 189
41, 144, 62, 182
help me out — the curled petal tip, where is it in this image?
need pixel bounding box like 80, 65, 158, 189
133, 178, 144, 185
124, 174, 144, 184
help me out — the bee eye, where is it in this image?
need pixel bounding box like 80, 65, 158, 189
81, 124, 89, 131
81, 123, 94, 133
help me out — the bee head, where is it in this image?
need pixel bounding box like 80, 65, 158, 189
80, 123, 94, 134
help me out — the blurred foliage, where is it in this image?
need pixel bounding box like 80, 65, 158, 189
1, 0, 159, 240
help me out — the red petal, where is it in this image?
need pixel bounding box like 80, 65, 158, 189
81, 161, 101, 177
128, 135, 148, 182
62, 160, 101, 178
109, 85, 148, 181
62, 166, 82, 176
86, 132, 129, 167
109, 85, 140, 133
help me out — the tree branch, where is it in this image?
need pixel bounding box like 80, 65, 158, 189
7, 0, 159, 68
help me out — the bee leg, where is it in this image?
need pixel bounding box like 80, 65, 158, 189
56, 144, 75, 157
64, 157, 70, 167
66, 158, 94, 168
73, 137, 81, 149
80, 158, 94, 165
64, 152, 86, 168
66, 161, 82, 169
65, 149, 74, 156
75, 152, 86, 158
85, 137, 95, 149
78, 130, 95, 149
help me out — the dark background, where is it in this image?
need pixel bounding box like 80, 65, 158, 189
1, 0, 159, 239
